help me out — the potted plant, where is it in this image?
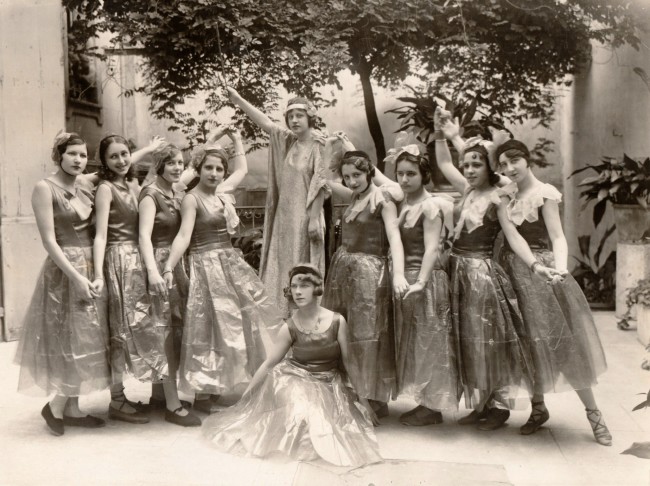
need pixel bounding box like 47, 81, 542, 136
618, 278, 650, 344
569, 154, 650, 239
571, 232, 616, 310
570, 155, 650, 318
385, 85, 553, 189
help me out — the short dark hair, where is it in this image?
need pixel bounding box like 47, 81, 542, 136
340, 150, 375, 186
395, 152, 431, 186
462, 145, 500, 186
283, 264, 324, 303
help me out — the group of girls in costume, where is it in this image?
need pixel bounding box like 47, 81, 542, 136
16, 93, 611, 468
16, 126, 280, 435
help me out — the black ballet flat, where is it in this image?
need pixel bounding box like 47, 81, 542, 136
41, 403, 64, 436
63, 414, 106, 428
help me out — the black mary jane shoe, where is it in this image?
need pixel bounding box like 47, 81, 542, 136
41, 403, 64, 436
63, 414, 106, 428
165, 407, 202, 427
477, 408, 510, 431
148, 397, 192, 410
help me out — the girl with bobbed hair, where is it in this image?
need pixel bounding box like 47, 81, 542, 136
491, 138, 610, 445
389, 146, 461, 425
202, 263, 381, 467
94, 134, 169, 425
162, 126, 281, 414
16, 131, 111, 436
226, 87, 329, 316
322, 148, 409, 420
435, 107, 535, 431
138, 140, 200, 426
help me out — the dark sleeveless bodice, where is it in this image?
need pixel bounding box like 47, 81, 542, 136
100, 181, 139, 246
510, 214, 551, 250
188, 191, 232, 253
452, 197, 500, 254
139, 185, 181, 248
341, 194, 388, 257
45, 179, 94, 247
288, 314, 341, 373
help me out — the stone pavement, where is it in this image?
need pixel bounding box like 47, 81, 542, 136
1, 312, 648, 485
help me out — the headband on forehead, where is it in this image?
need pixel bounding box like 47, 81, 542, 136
459, 136, 497, 170
289, 263, 322, 281
285, 101, 317, 118
494, 139, 530, 165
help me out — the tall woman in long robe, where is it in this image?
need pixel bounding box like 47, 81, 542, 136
226, 87, 329, 315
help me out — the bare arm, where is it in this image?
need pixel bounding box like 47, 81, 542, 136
382, 201, 409, 298
32, 181, 95, 300
162, 195, 197, 287
131, 136, 166, 166
541, 199, 569, 273
138, 195, 167, 297
218, 130, 248, 192
403, 212, 443, 299
439, 116, 466, 154
325, 171, 354, 203
242, 323, 292, 396
496, 198, 562, 280
435, 113, 470, 193
307, 191, 325, 241
226, 87, 275, 134
93, 183, 113, 296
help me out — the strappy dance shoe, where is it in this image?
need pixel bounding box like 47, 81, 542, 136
520, 401, 550, 435
586, 408, 612, 446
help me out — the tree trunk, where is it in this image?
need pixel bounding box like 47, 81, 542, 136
357, 57, 386, 171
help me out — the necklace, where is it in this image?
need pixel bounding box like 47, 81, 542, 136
294, 312, 322, 334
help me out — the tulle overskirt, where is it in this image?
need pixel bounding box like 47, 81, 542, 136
202, 360, 381, 467
322, 249, 396, 402
105, 243, 169, 382
501, 249, 607, 393
395, 268, 460, 410
181, 247, 281, 394
449, 252, 533, 410
15, 247, 111, 396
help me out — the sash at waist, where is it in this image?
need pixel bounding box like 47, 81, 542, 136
450, 247, 492, 259
189, 240, 233, 254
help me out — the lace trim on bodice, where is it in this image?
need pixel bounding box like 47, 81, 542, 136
491, 182, 562, 226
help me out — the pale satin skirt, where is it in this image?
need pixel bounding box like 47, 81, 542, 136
202, 359, 382, 467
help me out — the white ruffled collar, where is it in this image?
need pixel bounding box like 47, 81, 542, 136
493, 182, 562, 226
452, 188, 495, 239
399, 192, 454, 236
344, 184, 403, 223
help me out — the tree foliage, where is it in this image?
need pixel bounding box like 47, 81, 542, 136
65, 0, 641, 164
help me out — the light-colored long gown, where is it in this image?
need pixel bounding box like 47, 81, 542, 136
261, 125, 329, 315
